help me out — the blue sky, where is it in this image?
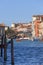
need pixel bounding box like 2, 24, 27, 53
0, 0, 43, 26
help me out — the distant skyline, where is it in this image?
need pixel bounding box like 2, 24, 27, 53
0, 0, 43, 26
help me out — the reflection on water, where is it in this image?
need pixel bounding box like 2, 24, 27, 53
0, 40, 43, 65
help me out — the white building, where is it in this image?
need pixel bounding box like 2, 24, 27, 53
11, 23, 15, 30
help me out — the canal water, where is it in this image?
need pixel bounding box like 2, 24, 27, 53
0, 40, 43, 65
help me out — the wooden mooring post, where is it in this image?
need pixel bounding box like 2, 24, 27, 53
11, 38, 14, 65
0, 33, 14, 65
4, 33, 7, 61
1, 35, 3, 57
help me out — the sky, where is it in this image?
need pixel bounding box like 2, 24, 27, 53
0, 0, 43, 26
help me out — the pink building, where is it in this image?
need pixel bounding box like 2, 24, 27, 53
32, 15, 43, 37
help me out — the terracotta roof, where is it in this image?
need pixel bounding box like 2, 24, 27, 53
33, 15, 43, 17
0, 23, 5, 27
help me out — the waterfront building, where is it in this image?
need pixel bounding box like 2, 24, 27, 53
16, 22, 32, 38
32, 15, 43, 38
0, 23, 5, 35
38, 22, 43, 37
11, 23, 16, 30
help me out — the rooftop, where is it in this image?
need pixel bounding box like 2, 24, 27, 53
0, 23, 5, 27
33, 15, 43, 17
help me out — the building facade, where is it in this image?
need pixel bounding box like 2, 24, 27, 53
0, 23, 5, 35
32, 15, 43, 38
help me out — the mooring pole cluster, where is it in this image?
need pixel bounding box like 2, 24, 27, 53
0, 32, 14, 65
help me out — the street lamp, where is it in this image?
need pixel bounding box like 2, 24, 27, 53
5, 27, 8, 31
5, 27, 8, 39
